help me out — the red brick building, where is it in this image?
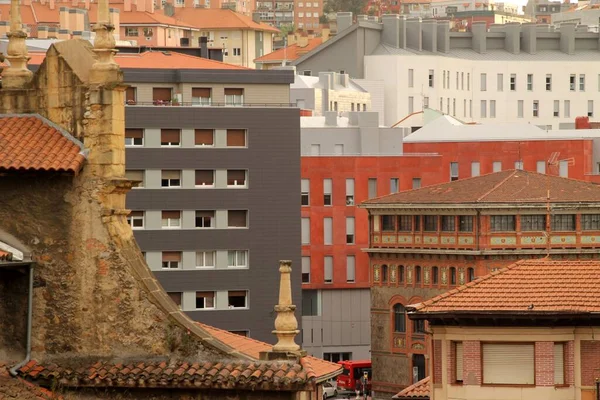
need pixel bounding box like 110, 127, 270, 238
359, 170, 600, 397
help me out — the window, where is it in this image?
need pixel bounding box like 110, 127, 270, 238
443, 70, 446, 89
393, 304, 406, 332
570, 74, 576, 91
450, 162, 459, 181
324, 256, 333, 283
454, 342, 463, 383
537, 160, 546, 174
125, 27, 138, 36
125, 129, 144, 146
413, 319, 425, 333
161, 210, 181, 228
227, 170, 247, 187
125, 87, 137, 105
551, 214, 575, 231
412, 178, 421, 189
324, 353, 351, 363
195, 170, 214, 187
428, 69, 434, 87
414, 215, 421, 231
555, 343, 565, 385
493, 161, 502, 172
399, 265, 404, 282
126, 170, 144, 188
497, 73, 503, 91
450, 267, 457, 285
390, 178, 399, 193
381, 264, 388, 283
323, 179, 332, 205
480, 73, 487, 91
467, 267, 475, 282
302, 290, 320, 316
471, 161, 480, 177
324, 217, 333, 245
167, 292, 182, 309
233, 48, 241, 56
382, 215, 396, 232
346, 256, 355, 283
480, 100, 487, 118
408, 69, 414, 88
521, 215, 546, 231
161, 170, 181, 188
423, 216, 437, 232
482, 343, 534, 385
453, 98, 456, 116
160, 129, 180, 146
580, 74, 586, 91
517, 100, 524, 118
398, 216, 412, 232
162, 251, 181, 269
226, 129, 246, 147
302, 256, 310, 283
515, 160, 523, 170
589, 100, 594, 117
195, 129, 214, 146
408, 96, 414, 114
196, 251, 215, 268
301, 179, 310, 206
582, 214, 600, 230
533, 100, 539, 117
526, 73, 533, 91
489, 100, 496, 118
459, 216, 473, 232
127, 211, 144, 229
302, 218, 310, 244
346, 217, 355, 244
227, 250, 247, 268
227, 291, 247, 308
415, 265, 421, 283
561, 160, 569, 177
303, 70, 312, 76
152, 87, 172, 104
546, 74, 552, 91
553, 100, 559, 117
366, 178, 377, 199
346, 178, 355, 205
196, 291, 215, 309
228, 210, 248, 228
510, 74, 516, 91
432, 266, 439, 284
195, 210, 214, 228
490, 215, 515, 231
461, 72, 464, 90
467, 73, 470, 90
564, 100, 571, 118
192, 88, 211, 106
441, 216, 455, 232
224, 88, 244, 106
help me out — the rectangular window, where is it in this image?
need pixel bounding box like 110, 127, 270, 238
555, 343, 565, 385
580, 74, 586, 91
227, 250, 248, 268
564, 100, 571, 118
125, 87, 137, 104
551, 214, 575, 231
127, 211, 144, 229
125, 129, 144, 146
224, 88, 244, 106
517, 100, 524, 118
161, 210, 181, 228
195, 129, 214, 146
195, 170, 214, 187
228, 290, 247, 308
414, 215, 421, 232
301, 218, 310, 244
553, 100, 559, 117
443, 70, 446, 89
324, 178, 332, 205
480, 100, 487, 118
408, 69, 414, 88
515, 160, 523, 169
153, 87, 172, 103
195, 210, 214, 228
324, 217, 333, 245
533, 100, 539, 117
162, 251, 181, 269
167, 292, 182, 309
482, 343, 534, 385
226, 129, 246, 147
456, 71, 459, 89
228, 210, 248, 228
408, 96, 414, 114
461, 72, 464, 90
346, 255, 355, 283
490, 100, 496, 118
160, 129, 181, 146
480, 73, 487, 91
581, 214, 600, 230
346, 179, 355, 205
412, 178, 421, 189
546, 74, 552, 91
382, 215, 396, 232
368, 178, 377, 199
471, 162, 480, 177
467, 73, 470, 90
324, 256, 333, 283
233, 48, 241, 56
441, 216, 455, 232
560, 160, 568, 177
459, 216, 473, 232
398, 216, 412, 231
302, 256, 310, 283
450, 162, 459, 181
493, 161, 502, 172
423, 215, 437, 232
301, 179, 310, 206
490, 215, 516, 231
196, 292, 215, 309
455, 342, 463, 383
196, 251, 215, 268
192, 88, 211, 106
125, 27, 138, 36
527, 73, 533, 91
497, 73, 503, 91
346, 217, 355, 244
510, 74, 516, 91
537, 160, 546, 174
227, 170, 247, 187
589, 100, 594, 117
521, 215, 546, 231
428, 69, 434, 88
390, 178, 399, 193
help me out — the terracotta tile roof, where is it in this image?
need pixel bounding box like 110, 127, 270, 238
173, 8, 279, 33
255, 37, 323, 63
19, 359, 315, 390
27, 51, 248, 70
362, 170, 600, 206
0, 115, 86, 173
0, 363, 57, 400
393, 376, 430, 399
198, 323, 342, 380
0, 5, 37, 26
411, 259, 600, 314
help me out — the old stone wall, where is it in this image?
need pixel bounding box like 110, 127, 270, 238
0, 269, 27, 360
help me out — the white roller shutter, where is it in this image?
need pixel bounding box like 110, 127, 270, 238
554, 343, 565, 385
455, 342, 464, 382
482, 343, 534, 385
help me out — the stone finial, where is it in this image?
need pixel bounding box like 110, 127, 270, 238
89, 0, 120, 84
2, 0, 33, 89
272, 260, 301, 352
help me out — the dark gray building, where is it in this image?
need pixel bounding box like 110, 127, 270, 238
121, 62, 301, 343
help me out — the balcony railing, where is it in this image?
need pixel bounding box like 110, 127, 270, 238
126, 101, 295, 107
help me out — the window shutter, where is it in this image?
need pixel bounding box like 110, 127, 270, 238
301, 179, 310, 192
162, 251, 181, 261
302, 257, 311, 273
554, 343, 565, 385
162, 170, 180, 179
196, 210, 214, 218
195, 129, 214, 145
126, 87, 136, 102
346, 217, 355, 234
324, 256, 333, 281
346, 178, 355, 195
125, 128, 143, 139
482, 343, 534, 385
153, 87, 172, 101
125, 170, 144, 181
228, 290, 247, 297
130, 211, 144, 218
324, 178, 332, 194
224, 88, 243, 96
196, 291, 214, 298
195, 170, 214, 185
167, 292, 182, 306
192, 88, 211, 98
161, 129, 180, 143
162, 210, 181, 219
227, 129, 246, 146
228, 170, 246, 185
346, 256, 355, 281
228, 210, 247, 227
455, 342, 464, 381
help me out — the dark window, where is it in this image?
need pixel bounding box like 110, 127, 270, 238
195, 211, 214, 228
490, 215, 516, 231
551, 214, 576, 231
228, 290, 247, 308
382, 216, 396, 231
126, 87, 137, 104
393, 304, 406, 333
195, 291, 215, 309
423, 216, 438, 232
302, 290, 319, 316
195, 170, 214, 186
432, 266, 439, 284
450, 267, 457, 285
194, 129, 214, 146
582, 214, 600, 230
167, 292, 182, 308
414, 216, 421, 231
381, 265, 388, 283
398, 216, 412, 231
228, 210, 248, 228
442, 216, 455, 232
413, 319, 426, 333
399, 265, 404, 282
152, 87, 172, 102
459, 216, 474, 232
467, 267, 475, 282
228, 170, 247, 186
125, 128, 144, 146
415, 266, 421, 283
521, 215, 546, 231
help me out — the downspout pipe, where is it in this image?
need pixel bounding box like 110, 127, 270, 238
10, 264, 34, 376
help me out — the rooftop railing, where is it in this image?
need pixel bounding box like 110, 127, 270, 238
126, 100, 295, 108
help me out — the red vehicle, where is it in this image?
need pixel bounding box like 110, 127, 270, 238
336, 360, 372, 392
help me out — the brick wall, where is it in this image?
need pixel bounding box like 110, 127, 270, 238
433, 340, 442, 384
463, 341, 481, 385
566, 341, 574, 385
535, 342, 555, 386
447, 341, 457, 383
581, 340, 600, 386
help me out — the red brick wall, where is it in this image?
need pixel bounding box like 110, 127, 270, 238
433, 340, 442, 384
447, 341, 456, 384
535, 342, 555, 386
463, 341, 481, 385
581, 340, 600, 386
566, 341, 574, 385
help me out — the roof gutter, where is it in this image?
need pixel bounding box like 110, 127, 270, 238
10, 264, 34, 376
316, 367, 344, 384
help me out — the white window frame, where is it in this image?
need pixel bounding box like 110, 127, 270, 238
227, 290, 248, 309
195, 292, 216, 309
161, 260, 180, 269
127, 211, 145, 230
195, 211, 215, 229
482, 343, 535, 385
227, 170, 248, 188
196, 251, 216, 268
161, 213, 181, 229
227, 250, 248, 268
345, 178, 355, 206
125, 136, 144, 147
161, 171, 181, 188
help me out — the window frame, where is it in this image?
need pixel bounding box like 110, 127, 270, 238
195, 251, 215, 268
521, 214, 546, 231
393, 303, 406, 333
161, 211, 182, 229
490, 215, 516, 232
195, 210, 215, 229
228, 290, 248, 309
551, 214, 576, 231
227, 250, 248, 268
227, 169, 248, 188
127, 211, 145, 230
582, 214, 600, 231
481, 342, 535, 386
196, 291, 216, 310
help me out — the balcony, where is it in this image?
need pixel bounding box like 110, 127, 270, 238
126, 101, 295, 108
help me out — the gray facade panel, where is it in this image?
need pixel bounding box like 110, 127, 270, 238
123, 69, 295, 84
126, 106, 301, 344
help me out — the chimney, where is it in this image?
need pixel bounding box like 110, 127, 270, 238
406, 18, 422, 51
59, 7, 69, 31
398, 15, 407, 49
110, 8, 120, 40
69, 9, 77, 32
321, 27, 330, 42
381, 14, 400, 48
471, 20, 487, 54
84, 0, 90, 9
37, 25, 49, 38
559, 22, 576, 55
146, 0, 154, 11
252, 11, 260, 23
75, 9, 85, 32
124, 0, 132, 12
137, 0, 146, 12
422, 19, 437, 52
436, 20, 449, 53
297, 34, 308, 48
258, 261, 305, 360
503, 22, 520, 54
58, 28, 70, 40
324, 111, 337, 126
521, 22, 537, 54
199, 35, 208, 58
336, 12, 352, 33
48, 26, 58, 38
287, 33, 296, 45
49, 0, 55, 10
156, 0, 162, 10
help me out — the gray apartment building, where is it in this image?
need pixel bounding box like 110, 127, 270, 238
121, 64, 301, 343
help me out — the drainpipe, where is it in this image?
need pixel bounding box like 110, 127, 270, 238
10, 265, 34, 376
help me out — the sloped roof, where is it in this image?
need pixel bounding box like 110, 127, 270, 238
173, 8, 279, 32
410, 259, 600, 314
393, 376, 430, 399
198, 323, 342, 381
255, 37, 323, 63
361, 170, 600, 206
0, 115, 86, 173
0, 363, 57, 400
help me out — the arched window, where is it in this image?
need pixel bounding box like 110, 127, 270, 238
399, 265, 405, 282
432, 266, 439, 284
393, 304, 406, 333
415, 265, 422, 283
382, 264, 389, 283
467, 267, 475, 282
450, 267, 457, 285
